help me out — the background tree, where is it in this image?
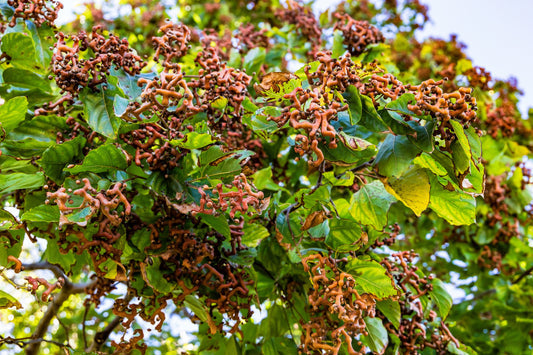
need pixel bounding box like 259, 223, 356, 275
0, 0, 532, 354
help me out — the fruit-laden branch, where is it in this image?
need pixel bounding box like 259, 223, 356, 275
21, 262, 95, 355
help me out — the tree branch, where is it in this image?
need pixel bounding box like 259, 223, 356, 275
22, 262, 68, 284
25, 285, 71, 355
87, 316, 123, 352
512, 265, 533, 284
20, 262, 96, 355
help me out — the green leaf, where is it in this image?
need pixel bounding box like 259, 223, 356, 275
407, 119, 435, 152
376, 299, 401, 330
383, 167, 430, 216
0, 172, 44, 193
170, 132, 215, 150
429, 176, 476, 225
244, 106, 282, 137
414, 153, 448, 176
385, 93, 417, 116
323, 171, 355, 186
197, 148, 253, 182
67, 144, 127, 174
321, 132, 376, 166
242, 97, 259, 112
21, 205, 59, 223
449, 120, 472, 162
113, 94, 130, 117
3, 67, 51, 92
8, 115, 68, 144
361, 317, 388, 353
66, 207, 93, 224
211, 96, 228, 110
375, 134, 422, 177
80, 88, 121, 139
379, 109, 416, 135
0, 290, 22, 309
146, 258, 175, 293
346, 259, 398, 299
325, 218, 364, 252
242, 223, 270, 247
350, 180, 396, 230
44, 237, 76, 273
199, 213, 231, 238
184, 295, 209, 323
0, 96, 28, 134
447, 341, 478, 355
331, 30, 345, 58
430, 278, 453, 319
252, 167, 287, 192
110, 67, 156, 99
225, 335, 242, 355
25, 22, 54, 70
0, 32, 40, 71
132, 192, 158, 224
0, 209, 16, 231
360, 94, 388, 132
342, 85, 362, 125
38, 136, 86, 183
244, 47, 266, 74
452, 139, 470, 174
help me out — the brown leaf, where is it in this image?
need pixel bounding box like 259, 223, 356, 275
302, 211, 327, 231
254, 72, 298, 95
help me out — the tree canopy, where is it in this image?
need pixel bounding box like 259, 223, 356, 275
0, 0, 532, 354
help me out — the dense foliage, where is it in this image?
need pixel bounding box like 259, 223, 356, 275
0, 0, 532, 354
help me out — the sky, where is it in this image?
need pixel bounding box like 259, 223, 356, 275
57, 0, 533, 115
419, 0, 533, 116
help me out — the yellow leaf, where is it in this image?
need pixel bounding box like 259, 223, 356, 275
382, 168, 430, 216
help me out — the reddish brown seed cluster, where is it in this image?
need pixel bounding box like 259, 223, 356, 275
336, 0, 429, 34
483, 175, 509, 227
6, 0, 63, 27
24, 276, 65, 302
123, 124, 185, 172
130, 208, 255, 334
333, 13, 384, 57
47, 178, 131, 227
362, 74, 477, 151
7, 255, 23, 272
380, 251, 460, 353
477, 245, 504, 271
305, 51, 364, 92
193, 174, 265, 218
34, 94, 74, 117
485, 80, 522, 139
191, 47, 252, 120
152, 21, 191, 68
372, 223, 401, 248
51, 26, 146, 95
235, 24, 271, 53
124, 22, 252, 145
269, 51, 364, 166
276, 0, 322, 57
285, 87, 343, 167
300, 253, 375, 355
46, 179, 131, 273
464, 66, 492, 91
200, 28, 232, 60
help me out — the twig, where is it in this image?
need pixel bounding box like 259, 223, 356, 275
82, 303, 90, 350
87, 316, 123, 352
512, 265, 533, 284
335, 158, 375, 179
0, 336, 72, 350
